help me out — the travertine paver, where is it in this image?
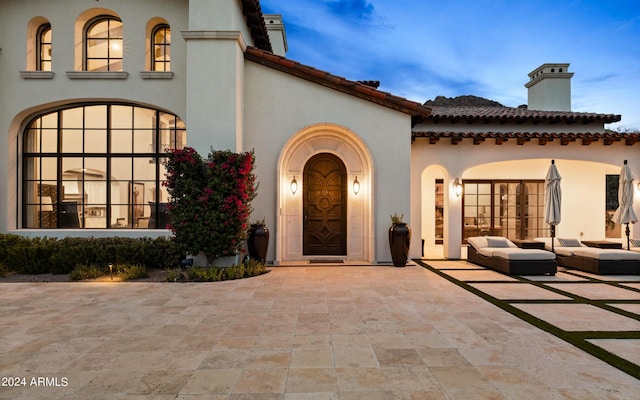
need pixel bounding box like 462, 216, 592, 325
0, 265, 638, 400
469, 283, 571, 300
545, 283, 640, 300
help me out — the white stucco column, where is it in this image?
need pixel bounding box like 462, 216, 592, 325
182, 31, 245, 154
183, 0, 248, 154
409, 154, 423, 259
444, 176, 463, 259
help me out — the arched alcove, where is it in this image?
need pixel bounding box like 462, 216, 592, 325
276, 123, 374, 263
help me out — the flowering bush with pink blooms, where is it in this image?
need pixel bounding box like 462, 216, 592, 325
164, 147, 257, 263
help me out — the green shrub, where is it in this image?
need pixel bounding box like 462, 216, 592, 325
0, 234, 181, 275
244, 259, 266, 276
166, 268, 185, 282
181, 260, 266, 282
188, 266, 224, 282
0, 233, 265, 281
69, 264, 105, 281
118, 264, 149, 281
6, 237, 58, 274
0, 234, 30, 268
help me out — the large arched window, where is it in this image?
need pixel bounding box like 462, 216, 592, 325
151, 24, 170, 71
36, 23, 52, 71
23, 104, 186, 229
85, 16, 123, 71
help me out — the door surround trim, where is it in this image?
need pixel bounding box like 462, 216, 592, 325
276, 123, 374, 264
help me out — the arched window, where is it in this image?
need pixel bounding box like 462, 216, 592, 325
23, 104, 186, 229
85, 16, 123, 71
151, 24, 170, 71
36, 23, 52, 71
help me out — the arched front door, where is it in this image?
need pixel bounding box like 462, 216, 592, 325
303, 153, 347, 255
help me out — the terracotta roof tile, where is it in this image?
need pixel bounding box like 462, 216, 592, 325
244, 46, 432, 122
412, 131, 640, 146
241, 0, 272, 52
426, 106, 621, 124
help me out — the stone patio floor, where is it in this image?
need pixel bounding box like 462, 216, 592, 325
1, 262, 639, 399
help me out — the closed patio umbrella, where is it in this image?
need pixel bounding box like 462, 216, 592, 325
544, 160, 562, 251
612, 160, 638, 250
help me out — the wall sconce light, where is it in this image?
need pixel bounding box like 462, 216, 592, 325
290, 176, 298, 195
353, 176, 360, 195
453, 178, 463, 197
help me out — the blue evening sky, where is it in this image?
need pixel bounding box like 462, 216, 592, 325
260, 0, 640, 130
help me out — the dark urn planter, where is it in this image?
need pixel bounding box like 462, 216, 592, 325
247, 223, 269, 264
389, 222, 411, 267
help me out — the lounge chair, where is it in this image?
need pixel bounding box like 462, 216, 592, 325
534, 237, 640, 275
467, 236, 557, 275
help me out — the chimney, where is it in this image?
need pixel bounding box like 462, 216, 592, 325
264, 14, 288, 56
525, 63, 574, 111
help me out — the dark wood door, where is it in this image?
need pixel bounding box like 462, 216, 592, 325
303, 153, 347, 255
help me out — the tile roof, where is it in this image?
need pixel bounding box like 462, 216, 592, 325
412, 131, 640, 146
241, 0, 272, 52
244, 47, 432, 123
426, 106, 621, 124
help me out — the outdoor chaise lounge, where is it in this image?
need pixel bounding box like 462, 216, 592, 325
534, 237, 640, 275
467, 236, 557, 275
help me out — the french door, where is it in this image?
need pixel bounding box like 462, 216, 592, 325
463, 180, 547, 242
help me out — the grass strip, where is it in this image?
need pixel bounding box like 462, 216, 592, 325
414, 259, 640, 381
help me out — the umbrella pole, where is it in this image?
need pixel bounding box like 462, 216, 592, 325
550, 225, 555, 252
626, 223, 630, 250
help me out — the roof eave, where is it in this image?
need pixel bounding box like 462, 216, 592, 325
244, 47, 431, 119
241, 0, 272, 53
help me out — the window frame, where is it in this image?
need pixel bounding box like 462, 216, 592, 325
151, 23, 170, 72
462, 179, 547, 243
22, 103, 186, 229
36, 23, 52, 71
84, 15, 123, 72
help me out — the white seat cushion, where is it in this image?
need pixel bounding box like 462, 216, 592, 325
573, 247, 640, 260
491, 248, 556, 261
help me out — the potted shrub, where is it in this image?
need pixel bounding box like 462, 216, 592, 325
389, 213, 411, 267
247, 218, 269, 264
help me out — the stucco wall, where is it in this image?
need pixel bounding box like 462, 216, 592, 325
412, 139, 640, 259
244, 61, 412, 264
0, 0, 189, 231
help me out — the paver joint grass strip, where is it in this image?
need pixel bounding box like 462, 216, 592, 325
414, 259, 640, 381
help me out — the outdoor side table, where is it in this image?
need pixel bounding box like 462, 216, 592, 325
512, 239, 546, 249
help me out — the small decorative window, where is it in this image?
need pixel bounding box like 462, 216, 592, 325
85, 16, 123, 71
37, 23, 52, 71
151, 24, 170, 71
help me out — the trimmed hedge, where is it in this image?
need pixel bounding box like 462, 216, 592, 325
1, 234, 181, 275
